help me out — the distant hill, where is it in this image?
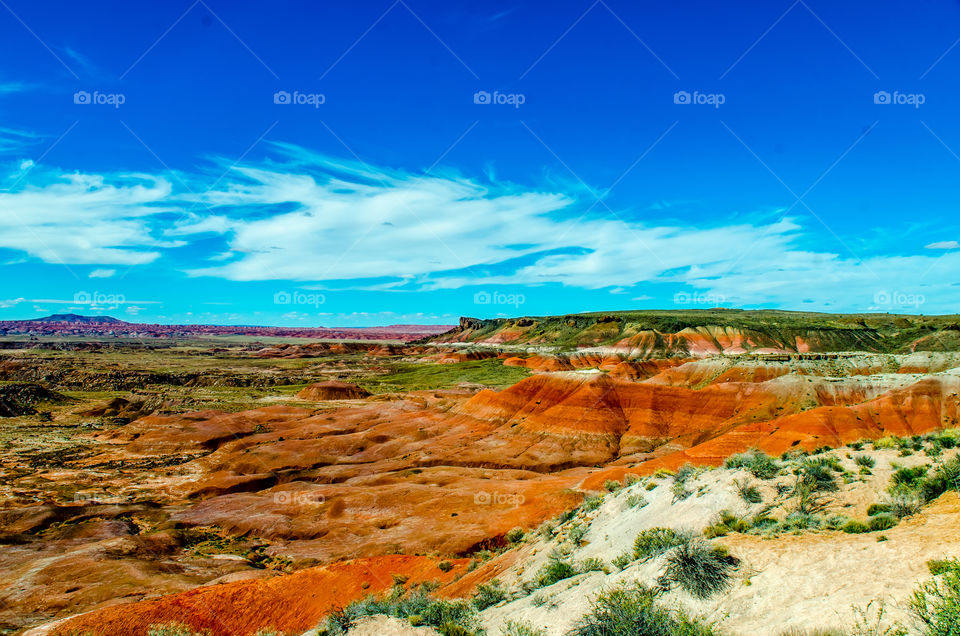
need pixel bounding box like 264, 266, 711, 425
431, 309, 960, 355
29, 314, 125, 324
0, 315, 454, 342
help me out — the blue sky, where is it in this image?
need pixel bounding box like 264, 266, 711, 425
1, 0, 959, 326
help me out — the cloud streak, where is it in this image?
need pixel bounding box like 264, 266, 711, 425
0, 144, 957, 313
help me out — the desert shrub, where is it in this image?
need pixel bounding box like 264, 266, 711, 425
926, 430, 960, 450
824, 515, 851, 531
799, 458, 840, 492
792, 479, 831, 515
645, 481, 659, 491
318, 588, 481, 636
887, 490, 924, 518
873, 436, 900, 450
633, 527, 693, 562
779, 512, 821, 532
626, 493, 648, 508
612, 552, 634, 570
568, 523, 587, 545
671, 479, 692, 502
653, 468, 675, 479
734, 478, 762, 503
928, 558, 960, 576
674, 463, 701, 482
473, 579, 509, 610
748, 513, 778, 532
581, 495, 604, 512
532, 550, 578, 589
604, 479, 623, 492
624, 473, 642, 486
891, 465, 929, 490
855, 454, 876, 469
505, 527, 525, 544
868, 513, 899, 532
437, 560, 454, 572
568, 584, 721, 636
849, 440, 865, 451
703, 510, 750, 538
909, 558, 960, 634
725, 450, 780, 479
867, 503, 892, 516
841, 520, 869, 534
918, 457, 960, 503
538, 520, 555, 539
578, 557, 606, 574
501, 620, 546, 636
659, 540, 738, 599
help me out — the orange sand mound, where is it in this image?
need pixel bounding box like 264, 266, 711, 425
297, 381, 371, 400
50, 555, 469, 636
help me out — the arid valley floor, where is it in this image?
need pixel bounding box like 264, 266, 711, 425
3, 310, 960, 635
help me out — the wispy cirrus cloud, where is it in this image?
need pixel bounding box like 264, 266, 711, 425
1, 143, 958, 313
0, 128, 43, 153
0, 164, 182, 264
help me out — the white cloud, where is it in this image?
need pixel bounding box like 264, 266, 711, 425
167, 150, 959, 312
0, 167, 180, 264
3, 144, 959, 313
0, 128, 42, 153
89, 268, 116, 278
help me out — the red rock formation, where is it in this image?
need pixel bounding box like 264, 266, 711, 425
296, 381, 371, 400
48, 556, 470, 636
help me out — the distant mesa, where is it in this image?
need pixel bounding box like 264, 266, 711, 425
29, 314, 124, 324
